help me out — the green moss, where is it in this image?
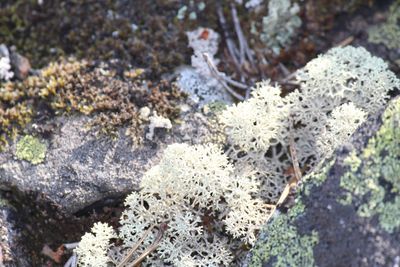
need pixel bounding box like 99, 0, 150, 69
249, 200, 319, 267
368, 0, 400, 50
15, 135, 47, 164
340, 97, 400, 233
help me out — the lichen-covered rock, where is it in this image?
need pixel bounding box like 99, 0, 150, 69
246, 96, 400, 267
0, 106, 215, 214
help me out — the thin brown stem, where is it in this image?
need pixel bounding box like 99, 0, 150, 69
230, 3, 255, 68
203, 53, 245, 101
117, 225, 155, 267
216, 3, 241, 71
127, 223, 168, 267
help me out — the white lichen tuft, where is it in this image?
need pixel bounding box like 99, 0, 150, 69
75, 222, 115, 267
146, 112, 172, 140
179, 28, 233, 106
316, 102, 366, 155
296, 46, 399, 113
244, 0, 263, 9
117, 143, 269, 266
260, 0, 301, 54
219, 81, 289, 152
0, 57, 13, 81
220, 46, 399, 204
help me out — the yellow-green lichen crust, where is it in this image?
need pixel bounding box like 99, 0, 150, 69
248, 156, 337, 266
249, 200, 319, 267
368, 0, 400, 50
15, 135, 47, 165
340, 97, 400, 233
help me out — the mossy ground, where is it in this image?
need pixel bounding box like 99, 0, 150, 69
0, 0, 191, 77
0, 58, 186, 150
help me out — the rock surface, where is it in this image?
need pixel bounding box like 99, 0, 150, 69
0, 108, 214, 215
246, 96, 400, 267
0, 194, 30, 267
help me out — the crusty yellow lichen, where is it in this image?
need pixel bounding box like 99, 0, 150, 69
15, 135, 47, 164
249, 201, 319, 267
340, 97, 400, 232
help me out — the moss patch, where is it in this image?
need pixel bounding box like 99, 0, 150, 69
16, 135, 46, 164
340, 97, 400, 233
0, 59, 185, 149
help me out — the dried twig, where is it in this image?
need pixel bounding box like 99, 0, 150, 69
288, 136, 302, 184
64, 253, 78, 267
264, 121, 304, 223
230, 3, 255, 68
62, 242, 79, 267
0, 246, 3, 267
117, 225, 155, 267
42, 244, 65, 263
126, 223, 168, 267
216, 3, 240, 71
278, 63, 291, 77
335, 36, 354, 47
276, 120, 303, 207
64, 242, 79, 250
280, 71, 298, 84
203, 53, 245, 101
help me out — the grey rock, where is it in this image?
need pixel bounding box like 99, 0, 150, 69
0, 108, 214, 215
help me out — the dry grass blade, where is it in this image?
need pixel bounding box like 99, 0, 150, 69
288, 134, 302, 184
117, 224, 156, 267
127, 223, 168, 267
203, 53, 245, 101
230, 3, 255, 68
216, 2, 240, 70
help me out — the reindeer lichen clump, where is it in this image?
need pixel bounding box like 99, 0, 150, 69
76, 46, 399, 266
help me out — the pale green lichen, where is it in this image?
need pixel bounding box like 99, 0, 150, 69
260, 0, 302, 54
15, 135, 47, 165
304, 158, 336, 191
340, 97, 400, 233
0, 196, 9, 208
204, 101, 227, 114
249, 200, 319, 267
368, 0, 400, 50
